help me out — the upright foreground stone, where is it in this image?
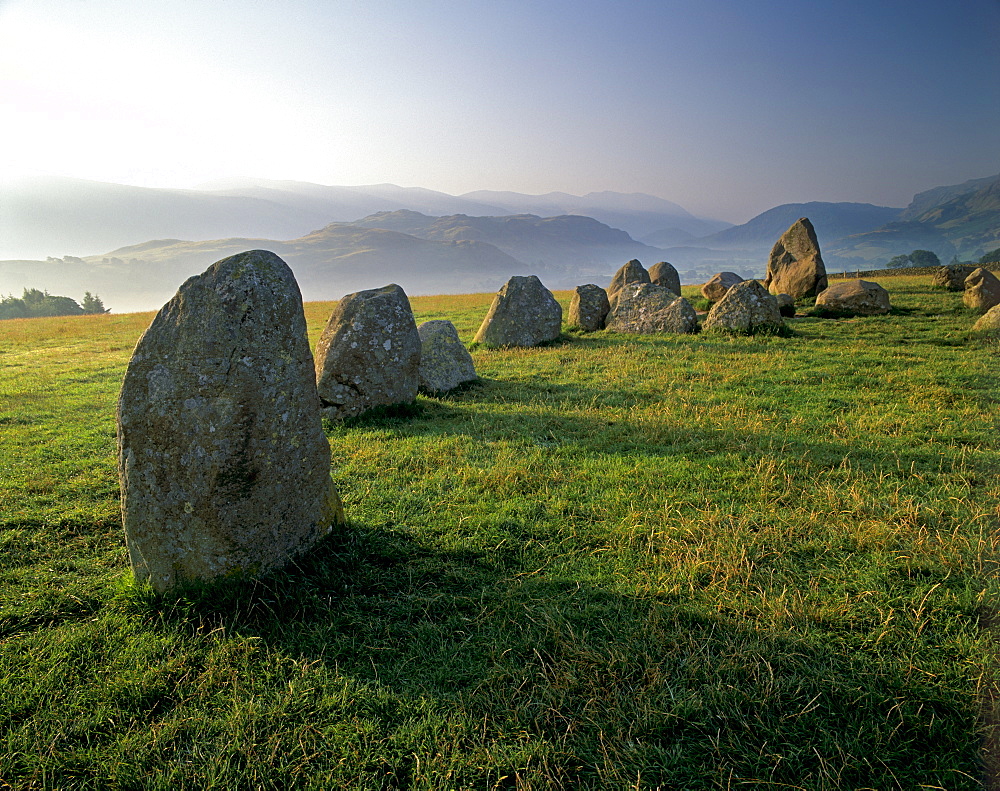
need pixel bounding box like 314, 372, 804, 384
701, 272, 744, 302
568, 284, 611, 331
117, 250, 344, 593
417, 320, 477, 394
764, 218, 828, 300
814, 279, 890, 315
473, 275, 562, 347
648, 261, 681, 296
702, 280, 784, 334
932, 264, 975, 291
605, 282, 698, 334
315, 284, 421, 421
972, 303, 1000, 331
607, 259, 650, 303
963, 268, 1000, 313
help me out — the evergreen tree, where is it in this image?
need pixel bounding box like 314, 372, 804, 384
81, 292, 108, 314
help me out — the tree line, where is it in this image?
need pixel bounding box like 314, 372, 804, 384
0, 289, 108, 320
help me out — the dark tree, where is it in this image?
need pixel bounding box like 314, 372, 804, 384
908, 249, 940, 267
81, 292, 109, 314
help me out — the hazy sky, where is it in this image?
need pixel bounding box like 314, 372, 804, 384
2, 0, 998, 222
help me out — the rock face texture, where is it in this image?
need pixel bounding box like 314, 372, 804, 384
963, 268, 1000, 313
972, 303, 1000, 331
702, 280, 784, 334
775, 293, 796, 317
605, 282, 698, 334
607, 259, 650, 303
647, 261, 681, 296
701, 272, 744, 302
764, 218, 828, 300
933, 264, 975, 291
417, 320, 477, 394
814, 279, 891, 315
473, 275, 562, 347
315, 284, 421, 421
568, 284, 611, 331
117, 250, 344, 593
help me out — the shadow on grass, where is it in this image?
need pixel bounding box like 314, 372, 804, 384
116, 515, 984, 789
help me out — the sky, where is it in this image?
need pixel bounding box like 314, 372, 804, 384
1, 0, 998, 223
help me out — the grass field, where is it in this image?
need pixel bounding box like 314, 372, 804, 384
1, 275, 998, 789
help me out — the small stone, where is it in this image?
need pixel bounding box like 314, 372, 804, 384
315, 284, 421, 421
117, 250, 344, 593
607, 259, 650, 303
568, 284, 611, 331
932, 264, 975, 291
764, 218, 828, 300
417, 320, 477, 394
605, 282, 698, 334
702, 280, 784, 334
963, 268, 1000, 313
776, 293, 796, 317
701, 272, 744, 302
473, 275, 562, 347
647, 261, 681, 296
815, 279, 891, 315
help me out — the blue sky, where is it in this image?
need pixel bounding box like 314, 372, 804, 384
1, 0, 997, 222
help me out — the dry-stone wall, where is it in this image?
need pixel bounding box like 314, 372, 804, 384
117, 250, 344, 593
315, 284, 422, 421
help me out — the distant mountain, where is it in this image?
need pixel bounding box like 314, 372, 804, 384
0, 211, 671, 313
696, 202, 903, 249
829, 175, 1000, 265
460, 189, 731, 240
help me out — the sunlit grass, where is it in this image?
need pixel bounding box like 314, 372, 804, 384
0, 274, 997, 789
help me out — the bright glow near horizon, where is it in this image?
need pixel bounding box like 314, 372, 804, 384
2, 0, 999, 222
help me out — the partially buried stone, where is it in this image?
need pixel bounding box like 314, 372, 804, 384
647, 261, 681, 296
417, 320, 477, 394
605, 282, 698, 334
776, 293, 796, 317
607, 259, 650, 304
702, 280, 784, 334
568, 284, 610, 331
473, 275, 562, 347
315, 284, 421, 421
814, 279, 890, 315
764, 217, 828, 300
963, 268, 1000, 313
117, 250, 344, 593
701, 272, 744, 302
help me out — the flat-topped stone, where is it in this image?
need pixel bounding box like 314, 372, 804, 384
815, 279, 891, 315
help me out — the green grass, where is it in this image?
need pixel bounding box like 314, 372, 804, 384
1, 276, 998, 789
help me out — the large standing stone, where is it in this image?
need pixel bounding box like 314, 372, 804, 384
972, 303, 1000, 331
473, 275, 562, 347
117, 250, 344, 593
963, 268, 1000, 313
764, 218, 828, 300
605, 282, 698, 334
647, 261, 681, 296
417, 320, 478, 394
607, 259, 650, 303
701, 272, 744, 302
568, 284, 611, 331
932, 264, 975, 291
814, 279, 891, 315
315, 284, 421, 421
702, 280, 784, 334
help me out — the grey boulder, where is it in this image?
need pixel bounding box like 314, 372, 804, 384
933, 264, 975, 291
315, 284, 422, 421
605, 282, 698, 334
764, 218, 828, 300
568, 284, 611, 331
647, 261, 681, 296
702, 280, 784, 334
473, 275, 562, 347
117, 250, 344, 593
701, 272, 744, 302
607, 259, 650, 304
815, 279, 891, 315
417, 320, 478, 394
963, 268, 1000, 313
